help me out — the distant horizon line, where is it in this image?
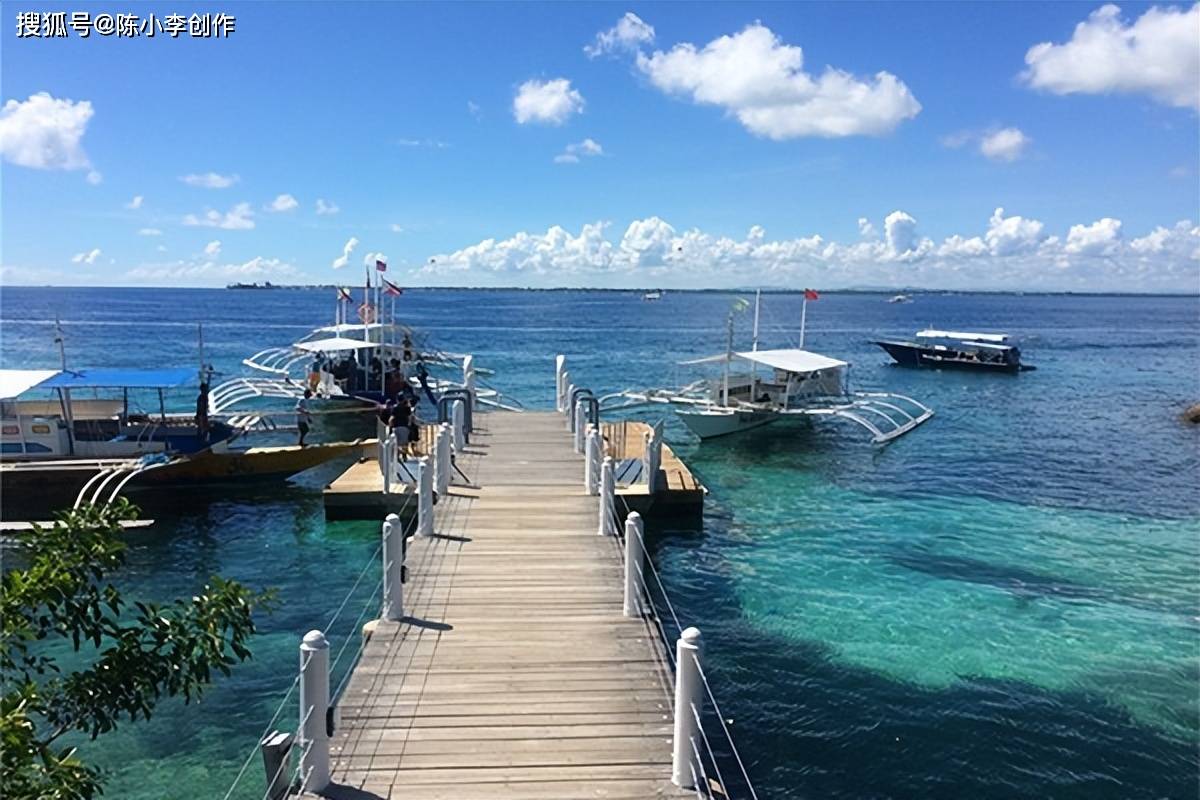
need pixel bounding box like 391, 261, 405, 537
2, 284, 1198, 298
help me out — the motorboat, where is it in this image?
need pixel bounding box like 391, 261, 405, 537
643, 290, 663, 301
603, 292, 934, 443
875, 329, 1034, 373
887, 294, 912, 304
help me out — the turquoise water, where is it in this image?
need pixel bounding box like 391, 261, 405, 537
1, 287, 1196, 798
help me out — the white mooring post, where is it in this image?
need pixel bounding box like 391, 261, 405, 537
598, 456, 615, 535
623, 512, 644, 617
555, 355, 566, 411
299, 630, 331, 794
671, 627, 704, 789
573, 399, 587, 454
451, 399, 466, 453
565, 383, 576, 429
382, 513, 404, 621
585, 426, 601, 495
435, 423, 451, 495
417, 456, 434, 537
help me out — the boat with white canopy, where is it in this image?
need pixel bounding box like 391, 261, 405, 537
214, 288, 520, 415
603, 292, 934, 443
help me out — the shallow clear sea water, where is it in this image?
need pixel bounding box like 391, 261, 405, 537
1, 287, 1197, 799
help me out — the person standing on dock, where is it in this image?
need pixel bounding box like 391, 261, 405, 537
296, 390, 314, 447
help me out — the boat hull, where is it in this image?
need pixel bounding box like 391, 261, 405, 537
875, 341, 1023, 373
0, 440, 367, 519
677, 408, 778, 439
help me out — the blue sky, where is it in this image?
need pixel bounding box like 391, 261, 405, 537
1, 1, 1197, 290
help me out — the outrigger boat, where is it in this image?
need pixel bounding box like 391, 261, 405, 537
875, 329, 1033, 373
213, 286, 519, 416
603, 292, 934, 443
0, 366, 365, 518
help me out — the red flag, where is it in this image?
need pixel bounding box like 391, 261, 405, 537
375, 259, 387, 272
382, 277, 403, 296
804, 288, 820, 301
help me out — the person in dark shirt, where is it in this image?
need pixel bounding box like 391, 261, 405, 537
195, 382, 210, 443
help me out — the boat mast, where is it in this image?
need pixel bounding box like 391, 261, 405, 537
722, 311, 734, 407
53, 317, 75, 455
751, 289, 761, 383
799, 292, 808, 348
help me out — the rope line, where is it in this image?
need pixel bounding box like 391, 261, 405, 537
692, 700, 731, 798
693, 651, 760, 800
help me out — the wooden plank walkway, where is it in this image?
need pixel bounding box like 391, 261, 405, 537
319, 412, 689, 800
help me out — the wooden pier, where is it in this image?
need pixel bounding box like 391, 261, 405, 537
314, 412, 693, 799
323, 418, 704, 521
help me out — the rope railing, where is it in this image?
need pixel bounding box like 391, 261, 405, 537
572, 383, 758, 800
219, 490, 417, 800
694, 651, 760, 800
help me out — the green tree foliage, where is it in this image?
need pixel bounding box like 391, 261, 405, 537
1, 501, 268, 798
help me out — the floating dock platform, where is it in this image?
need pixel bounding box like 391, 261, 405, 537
323, 416, 704, 521
311, 411, 695, 798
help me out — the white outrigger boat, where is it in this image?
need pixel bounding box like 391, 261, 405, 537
603, 292, 934, 443
211, 287, 520, 416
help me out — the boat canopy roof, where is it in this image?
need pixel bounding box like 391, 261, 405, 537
916, 329, 1009, 343
680, 348, 848, 373
294, 336, 379, 353
38, 367, 196, 390
312, 322, 389, 334
0, 369, 60, 400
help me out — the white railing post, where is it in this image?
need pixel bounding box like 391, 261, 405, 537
598, 456, 615, 536
573, 399, 587, 454
565, 383, 576, 429
435, 423, 451, 495
584, 426, 600, 495
451, 400, 466, 453
671, 627, 703, 789
463, 355, 477, 411
382, 513, 404, 621
417, 456, 433, 537
623, 512, 644, 617
555, 355, 566, 411
644, 427, 662, 493
299, 630, 331, 793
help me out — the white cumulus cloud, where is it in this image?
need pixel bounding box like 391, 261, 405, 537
124, 256, 297, 284
636, 23, 921, 139
513, 78, 585, 125
332, 236, 358, 269
390, 223, 405, 233
554, 138, 604, 164
316, 198, 339, 216
126, 195, 144, 210
0, 92, 94, 171
585, 12, 655, 58
1023, 3, 1200, 110
204, 240, 222, 257
180, 172, 240, 189
138, 228, 162, 236
183, 202, 255, 230
1065, 217, 1123, 255
267, 193, 299, 212
71, 248, 101, 265
423, 210, 1198, 292
979, 127, 1032, 161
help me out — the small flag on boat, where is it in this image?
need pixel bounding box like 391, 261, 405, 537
375, 259, 387, 272
382, 277, 403, 296
337, 287, 353, 302
804, 288, 820, 301
731, 297, 750, 313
